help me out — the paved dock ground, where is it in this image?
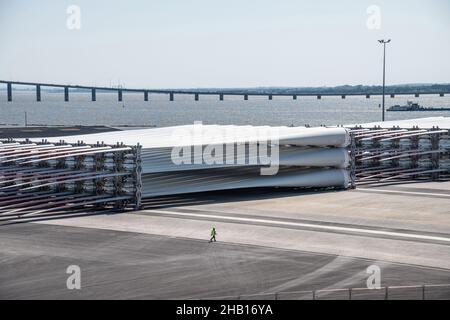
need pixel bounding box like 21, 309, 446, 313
1, 181, 449, 299
0, 126, 120, 139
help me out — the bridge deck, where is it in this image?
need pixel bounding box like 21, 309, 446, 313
1, 80, 448, 102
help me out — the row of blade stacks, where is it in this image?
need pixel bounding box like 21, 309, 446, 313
351, 126, 450, 184
0, 139, 141, 220
35, 124, 353, 199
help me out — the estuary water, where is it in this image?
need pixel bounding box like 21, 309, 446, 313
1, 90, 450, 128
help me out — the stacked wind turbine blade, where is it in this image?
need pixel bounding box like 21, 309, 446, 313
141, 167, 350, 198
0, 140, 139, 218
139, 146, 350, 173
348, 117, 450, 183
40, 125, 350, 149
34, 124, 352, 199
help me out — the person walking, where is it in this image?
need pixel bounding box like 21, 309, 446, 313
209, 227, 217, 243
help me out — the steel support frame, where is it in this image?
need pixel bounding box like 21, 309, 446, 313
351, 127, 450, 184
0, 139, 141, 213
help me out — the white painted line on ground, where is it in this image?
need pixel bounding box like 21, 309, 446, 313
145, 209, 450, 243
357, 188, 450, 198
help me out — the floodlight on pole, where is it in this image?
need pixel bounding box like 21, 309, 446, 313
378, 39, 391, 121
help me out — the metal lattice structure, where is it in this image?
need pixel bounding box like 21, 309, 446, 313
4, 121, 449, 217
0, 139, 142, 219
350, 126, 450, 184
1, 125, 355, 217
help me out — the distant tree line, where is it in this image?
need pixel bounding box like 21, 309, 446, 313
3, 83, 450, 94
194, 84, 450, 94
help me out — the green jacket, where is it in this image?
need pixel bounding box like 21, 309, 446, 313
211, 229, 217, 236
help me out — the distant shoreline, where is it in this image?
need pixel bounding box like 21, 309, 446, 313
2, 83, 450, 95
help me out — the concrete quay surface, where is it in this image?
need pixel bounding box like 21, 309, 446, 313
0, 181, 449, 299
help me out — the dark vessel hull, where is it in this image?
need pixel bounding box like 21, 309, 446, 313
388, 108, 450, 112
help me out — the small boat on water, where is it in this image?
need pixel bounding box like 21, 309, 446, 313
387, 101, 450, 112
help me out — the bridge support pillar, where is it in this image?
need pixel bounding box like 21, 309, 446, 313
64, 87, 69, 102
219, 94, 224, 101
91, 88, 96, 101
7, 82, 12, 101
36, 85, 41, 102
170, 93, 174, 101
144, 91, 149, 101
118, 90, 123, 102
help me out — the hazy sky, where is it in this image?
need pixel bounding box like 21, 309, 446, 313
0, 0, 449, 88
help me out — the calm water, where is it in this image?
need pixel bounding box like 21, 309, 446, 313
1, 90, 450, 127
